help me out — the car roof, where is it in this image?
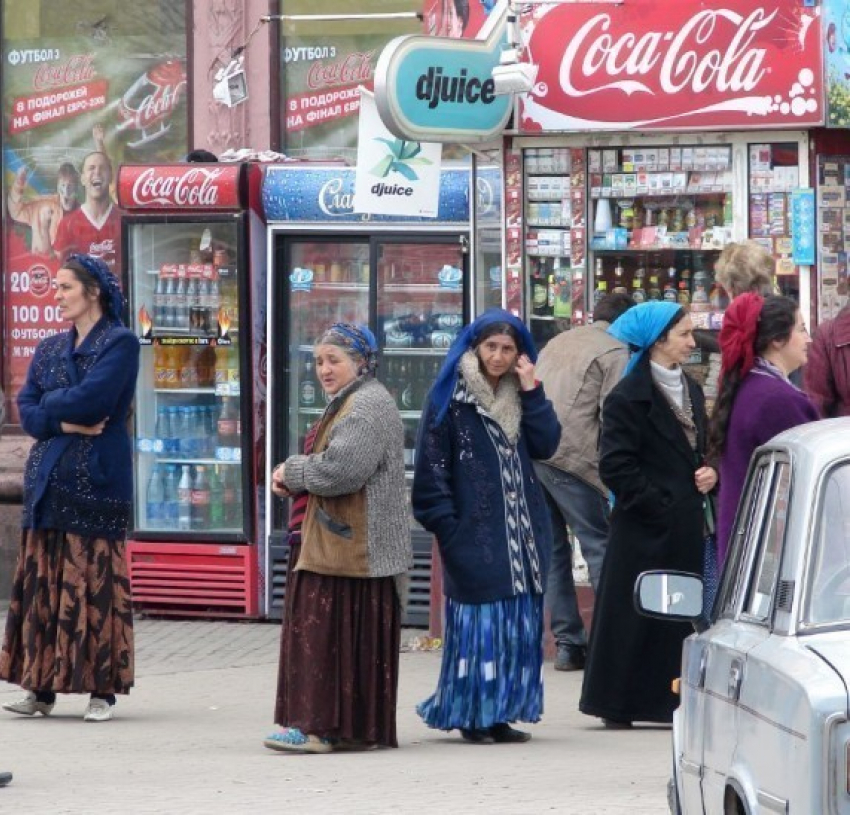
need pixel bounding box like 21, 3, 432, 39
759, 418, 850, 472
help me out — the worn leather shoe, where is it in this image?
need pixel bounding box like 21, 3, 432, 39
460, 728, 494, 744
554, 644, 586, 672
490, 723, 531, 743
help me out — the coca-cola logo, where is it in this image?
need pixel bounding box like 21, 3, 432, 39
560, 9, 773, 98
525, 0, 823, 130
307, 51, 374, 90
131, 167, 224, 207
29, 264, 52, 298
33, 54, 96, 91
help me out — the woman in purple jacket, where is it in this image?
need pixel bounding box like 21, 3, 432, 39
709, 293, 819, 565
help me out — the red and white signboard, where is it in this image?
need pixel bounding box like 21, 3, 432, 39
117, 164, 244, 211
520, 0, 824, 132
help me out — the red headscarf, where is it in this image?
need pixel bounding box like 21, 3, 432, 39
719, 292, 764, 385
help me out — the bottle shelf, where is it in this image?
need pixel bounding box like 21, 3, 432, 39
592, 189, 731, 199
526, 195, 570, 202
383, 347, 448, 357
141, 456, 243, 465
526, 222, 571, 229
592, 247, 724, 253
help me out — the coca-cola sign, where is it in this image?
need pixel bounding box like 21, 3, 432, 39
117, 165, 243, 211
520, 0, 823, 131
116, 60, 187, 148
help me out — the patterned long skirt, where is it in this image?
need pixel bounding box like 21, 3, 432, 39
274, 542, 402, 747
0, 529, 134, 695
417, 592, 544, 731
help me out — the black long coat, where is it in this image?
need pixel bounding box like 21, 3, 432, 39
579, 355, 706, 724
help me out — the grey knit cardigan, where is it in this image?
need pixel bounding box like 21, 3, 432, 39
282, 376, 413, 579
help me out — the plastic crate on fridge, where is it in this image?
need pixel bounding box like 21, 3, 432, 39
127, 541, 259, 619
266, 530, 432, 628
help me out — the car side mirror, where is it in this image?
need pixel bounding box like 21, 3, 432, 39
634, 570, 707, 631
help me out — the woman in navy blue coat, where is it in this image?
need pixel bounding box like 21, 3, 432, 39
0, 254, 139, 723
413, 309, 559, 744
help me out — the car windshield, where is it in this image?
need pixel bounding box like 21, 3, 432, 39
808, 463, 850, 625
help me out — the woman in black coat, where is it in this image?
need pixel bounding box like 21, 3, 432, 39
579, 302, 717, 727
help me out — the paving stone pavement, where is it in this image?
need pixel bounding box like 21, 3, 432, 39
0, 614, 671, 814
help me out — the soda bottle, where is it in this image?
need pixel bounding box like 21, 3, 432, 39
177, 465, 192, 531
191, 465, 211, 530
222, 467, 236, 527
154, 273, 166, 328
226, 343, 239, 387
175, 276, 188, 330
214, 346, 229, 389
217, 397, 238, 449
186, 276, 199, 332
163, 276, 176, 329
164, 346, 179, 389
146, 465, 165, 529
153, 345, 167, 388
163, 464, 179, 529
230, 468, 243, 528
209, 466, 225, 528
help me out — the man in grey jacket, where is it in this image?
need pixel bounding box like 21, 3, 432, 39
534, 293, 633, 671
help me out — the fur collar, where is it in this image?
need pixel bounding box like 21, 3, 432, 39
457, 350, 521, 444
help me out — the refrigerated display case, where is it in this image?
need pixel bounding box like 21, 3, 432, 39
262, 164, 471, 624
117, 162, 267, 618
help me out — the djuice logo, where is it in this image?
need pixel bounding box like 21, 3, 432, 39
415, 67, 496, 110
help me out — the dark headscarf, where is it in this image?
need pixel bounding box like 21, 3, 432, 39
317, 323, 379, 377
427, 307, 537, 426
65, 253, 125, 324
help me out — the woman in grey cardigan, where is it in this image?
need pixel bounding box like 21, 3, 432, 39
264, 323, 411, 753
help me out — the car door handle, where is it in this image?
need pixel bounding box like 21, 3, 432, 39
728, 660, 743, 701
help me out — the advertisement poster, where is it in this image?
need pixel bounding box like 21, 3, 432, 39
281, 0, 420, 160
518, 0, 824, 132
354, 89, 441, 217
824, 0, 850, 126
3, 1, 189, 414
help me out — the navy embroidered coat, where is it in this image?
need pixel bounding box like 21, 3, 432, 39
19, 316, 140, 539
412, 385, 560, 604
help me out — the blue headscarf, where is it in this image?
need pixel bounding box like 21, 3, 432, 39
428, 308, 537, 426
318, 322, 379, 377
608, 301, 683, 376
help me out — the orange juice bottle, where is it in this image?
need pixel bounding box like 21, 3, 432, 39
166, 346, 183, 389
153, 345, 167, 388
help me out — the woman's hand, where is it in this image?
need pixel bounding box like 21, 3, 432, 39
62, 419, 107, 436
695, 466, 718, 495
271, 462, 291, 498
515, 354, 538, 391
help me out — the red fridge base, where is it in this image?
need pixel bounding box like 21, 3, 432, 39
127, 541, 259, 619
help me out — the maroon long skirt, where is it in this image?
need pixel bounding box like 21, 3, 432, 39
274, 541, 402, 747
0, 529, 134, 694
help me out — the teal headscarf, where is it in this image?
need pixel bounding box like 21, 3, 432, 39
607, 301, 684, 376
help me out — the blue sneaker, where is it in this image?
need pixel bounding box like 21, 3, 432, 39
263, 727, 334, 753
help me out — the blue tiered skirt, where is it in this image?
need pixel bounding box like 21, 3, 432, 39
417, 592, 544, 731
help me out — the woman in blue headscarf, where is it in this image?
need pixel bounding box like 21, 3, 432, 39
265, 323, 412, 753
579, 302, 717, 728
412, 308, 560, 744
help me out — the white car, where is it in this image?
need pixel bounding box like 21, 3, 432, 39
637, 419, 850, 815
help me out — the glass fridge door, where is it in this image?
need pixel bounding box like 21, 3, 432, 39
127, 216, 247, 539
287, 239, 370, 456
376, 238, 467, 471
